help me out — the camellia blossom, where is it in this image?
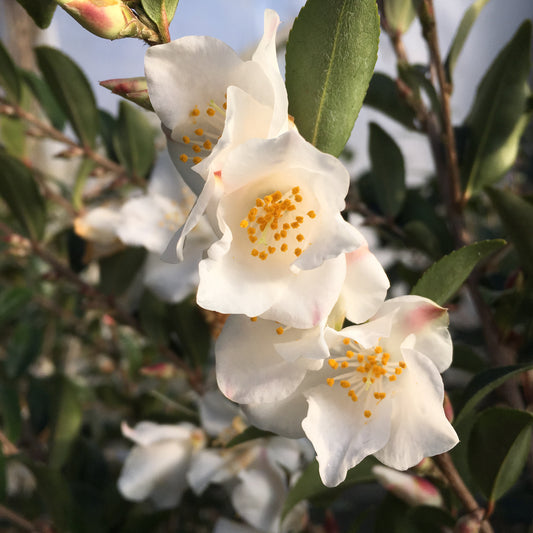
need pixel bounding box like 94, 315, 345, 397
218, 296, 458, 487
194, 130, 368, 328
117, 421, 206, 509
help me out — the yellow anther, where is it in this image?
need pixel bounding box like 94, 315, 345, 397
206, 108, 215, 116
259, 251, 268, 260
191, 107, 200, 116
249, 236, 258, 243
194, 128, 203, 136
291, 222, 300, 229
288, 205, 296, 211
292, 186, 300, 194
182, 135, 190, 144
272, 191, 282, 201
399, 361, 406, 368
327, 378, 335, 387
223, 102, 227, 110
357, 354, 364, 363
274, 233, 281, 241
251, 249, 259, 257
250, 316, 258, 322
281, 243, 288, 252
389, 375, 397, 382
268, 246, 276, 254
375, 346, 383, 354
364, 410, 372, 418
341, 362, 349, 368
296, 234, 305, 242
395, 368, 402, 375
328, 359, 339, 369
264, 195, 272, 204
203, 140, 212, 150
283, 223, 290, 230
179, 154, 188, 162
346, 350, 354, 358
294, 248, 302, 257
307, 210, 316, 218
296, 216, 304, 223
276, 326, 284, 335
256, 198, 264, 207
240, 219, 249, 228
247, 227, 256, 235
270, 222, 278, 230
382, 353, 390, 364
340, 380, 351, 388
193, 156, 202, 164
367, 355, 377, 364
193, 144, 201, 153
357, 366, 365, 373
294, 194, 303, 202
349, 391, 358, 402
343, 338, 350, 345
280, 230, 288, 238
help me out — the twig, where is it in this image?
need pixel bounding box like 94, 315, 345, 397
0, 505, 37, 532
434, 454, 494, 533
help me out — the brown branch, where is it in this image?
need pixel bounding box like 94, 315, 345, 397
434, 453, 494, 533
0, 504, 37, 532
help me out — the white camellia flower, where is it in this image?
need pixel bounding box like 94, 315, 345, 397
117, 421, 206, 509
218, 296, 458, 487
193, 130, 368, 328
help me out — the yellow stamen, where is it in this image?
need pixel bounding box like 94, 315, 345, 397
364, 410, 372, 418
328, 359, 339, 369
182, 135, 190, 144
206, 108, 215, 116
250, 316, 258, 322
179, 154, 188, 162
194, 128, 203, 136
340, 380, 351, 388
327, 378, 334, 387
192, 156, 202, 164
240, 219, 249, 228
276, 326, 284, 335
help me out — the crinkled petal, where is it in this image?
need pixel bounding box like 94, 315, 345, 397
302, 382, 392, 487
341, 244, 390, 324
117, 440, 191, 508
216, 315, 319, 404
373, 347, 458, 470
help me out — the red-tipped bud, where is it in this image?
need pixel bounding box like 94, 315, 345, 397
373, 465, 443, 508
100, 77, 153, 110
140, 362, 177, 379
454, 509, 484, 533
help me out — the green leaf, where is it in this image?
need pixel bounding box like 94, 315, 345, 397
468, 407, 533, 502
225, 426, 275, 448
72, 157, 96, 210
282, 456, 377, 519
0, 39, 21, 102
0, 287, 32, 325
113, 101, 156, 178
486, 187, 533, 276
286, 0, 380, 156
16, 0, 57, 28
21, 70, 66, 131
454, 363, 533, 427
369, 123, 406, 217
364, 72, 416, 130
6, 319, 44, 379
141, 0, 179, 35
444, 0, 492, 83
35, 46, 99, 148
0, 150, 46, 240
0, 115, 26, 159
411, 239, 506, 305
98, 247, 147, 297
0, 383, 22, 442
383, 0, 420, 34
139, 290, 169, 345
49, 374, 83, 470
462, 21, 532, 196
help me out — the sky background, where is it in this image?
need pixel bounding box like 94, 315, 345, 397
34, 0, 533, 183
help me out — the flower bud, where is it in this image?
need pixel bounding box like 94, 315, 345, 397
100, 77, 153, 110
56, 0, 159, 42
454, 509, 484, 533
373, 465, 443, 508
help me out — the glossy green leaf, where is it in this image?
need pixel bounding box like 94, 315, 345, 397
411, 239, 506, 305
282, 456, 377, 519
6, 319, 44, 379
384, 0, 420, 34
35, 46, 99, 148
462, 21, 531, 196
0, 287, 32, 324
469, 407, 533, 502
364, 72, 416, 130
0, 383, 22, 443
486, 187, 533, 276
16, 0, 57, 28
454, 362, 533, 427
21, 70, 66, 131
445, 0, 492, 83
141, 0, 179, 35
98, 247, 147, 296
0, 115, 26, 159
369, 122, 406, 217
286, 0, 380, 156
0, 39, 21, 102
113, 101, 156, 178
0, 150, 46, 240
49, 374, 83, 469
225, 426, 275, 448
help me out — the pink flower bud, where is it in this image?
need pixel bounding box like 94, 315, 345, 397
373, 465, 443, 508
100, 77, 152, 110
140, 362, 176, 379
56, 0, 156, 41
454, 509, 484, 533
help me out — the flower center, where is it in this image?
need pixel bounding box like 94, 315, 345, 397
178, 96, 227, 166
239, 186, 317, 261
326, 337, 406, 419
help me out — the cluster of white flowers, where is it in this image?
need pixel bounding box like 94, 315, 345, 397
141, 7, 459, 489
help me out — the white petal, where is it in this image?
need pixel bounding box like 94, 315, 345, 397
302, 383, 392, 487
74, 205, 122, 245
187, 449, 230, 495
214, 518, 259, 533
373, 348, 458, 470
121, 421, 195, 446
341, 244, 390, 324
117, 440, 191, 508
266, 437, 303, 473
198, 389, 240, 437
147, 150, 186, 199
216, 316, 314, 404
